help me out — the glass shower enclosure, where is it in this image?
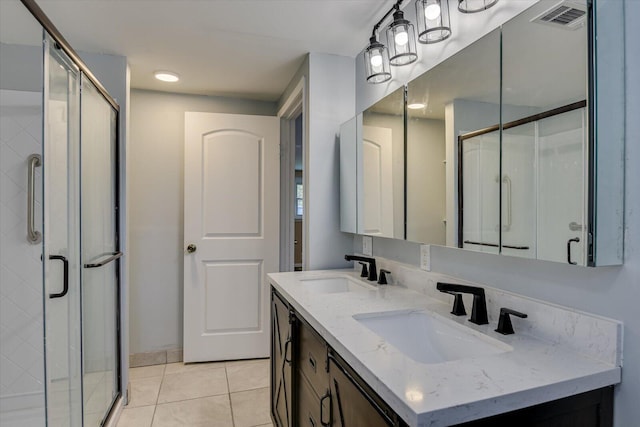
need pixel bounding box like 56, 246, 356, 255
0, 1, 122, 425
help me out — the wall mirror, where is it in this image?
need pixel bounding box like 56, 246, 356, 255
342, 0, 624, 266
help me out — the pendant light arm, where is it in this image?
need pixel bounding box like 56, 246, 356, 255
371, 0, 405, 38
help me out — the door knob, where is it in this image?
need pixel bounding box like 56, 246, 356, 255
186, 244, 197, 254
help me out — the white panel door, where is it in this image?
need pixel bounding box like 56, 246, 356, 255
184, 112, 279, 362
361, 125, 393, 236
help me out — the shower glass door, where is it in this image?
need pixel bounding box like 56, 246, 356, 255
80, 75, 120, 426
43, 33, 83, 427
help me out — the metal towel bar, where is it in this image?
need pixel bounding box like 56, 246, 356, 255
84, 251, 123, 268
463, 240, 530, 250
27, 154, 42, 244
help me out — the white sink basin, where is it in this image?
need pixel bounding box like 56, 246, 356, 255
300, 277, 376, 294
354, 310, 511, 364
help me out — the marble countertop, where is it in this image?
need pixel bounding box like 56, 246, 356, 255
268, 269, 621, 427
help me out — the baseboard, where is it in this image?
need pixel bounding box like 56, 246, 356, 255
129, 348, 183, 368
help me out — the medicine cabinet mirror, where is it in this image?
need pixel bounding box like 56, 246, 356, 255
340, 0, 624, 267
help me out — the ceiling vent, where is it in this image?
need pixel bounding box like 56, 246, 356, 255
531, 1, 587, 30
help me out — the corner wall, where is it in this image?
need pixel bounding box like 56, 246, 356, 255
280, 53, 356, 270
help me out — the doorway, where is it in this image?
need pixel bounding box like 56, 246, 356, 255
293, 114, 304, 271
278, 78, 306, 273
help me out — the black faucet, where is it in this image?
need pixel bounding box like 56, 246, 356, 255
378, 269, 391, 285
495, 308, 528, 335
345, 255, 377, 282
358, 262, 369, 278
436, 282, 489, 325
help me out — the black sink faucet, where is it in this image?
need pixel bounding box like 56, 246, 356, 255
345, 255, 377, 282
436, 282, 489, 325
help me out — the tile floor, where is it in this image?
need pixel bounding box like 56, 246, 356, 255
117, 358, 273, 427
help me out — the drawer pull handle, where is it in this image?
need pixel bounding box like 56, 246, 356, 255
308, 354, 316, 372
320, 392, 331, 426
284, 338, 292, 364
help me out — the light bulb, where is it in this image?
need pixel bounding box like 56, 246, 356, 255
395, 30, 409, 46
425, 3, 442, 20
370, 53, 383, 68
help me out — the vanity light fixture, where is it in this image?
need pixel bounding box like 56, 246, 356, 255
386, 7, 418, 66
364, 0, 497, 83
416, 0, 452, 44
458, 0, 499, 14
364, 34, 392, 83
154, 70, 180, 82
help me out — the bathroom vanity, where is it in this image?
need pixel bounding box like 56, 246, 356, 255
269, 267, 621, 427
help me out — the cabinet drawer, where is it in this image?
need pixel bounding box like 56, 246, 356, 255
298, 318, 329, 395
298, 375, 330, 427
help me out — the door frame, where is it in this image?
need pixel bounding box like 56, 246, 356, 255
278, 77, 306, 272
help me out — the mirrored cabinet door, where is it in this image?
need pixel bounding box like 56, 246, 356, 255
340, 116, 358, 234
360, 87, 405, 239
500, 1, 588, 265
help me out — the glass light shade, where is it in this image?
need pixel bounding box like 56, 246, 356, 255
364, 36, 392, 84
386, 10, 418, 66
416, 0, 452, 44
458, 0, 499, 13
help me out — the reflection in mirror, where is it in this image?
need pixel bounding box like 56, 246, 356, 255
360, 87, 405, 239
406, 28, 501, 248
499, 0, 588, 265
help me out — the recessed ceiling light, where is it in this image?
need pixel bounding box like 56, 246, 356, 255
154, 71, 180, 83
408, 103, 426, 109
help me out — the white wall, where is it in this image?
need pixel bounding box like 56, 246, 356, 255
301, 53, 356, 270
352, 0, 640, 425
129, 89, 276, 354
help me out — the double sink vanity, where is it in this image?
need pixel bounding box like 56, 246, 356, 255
267, 0, 625, 425
268, 259, 621, 427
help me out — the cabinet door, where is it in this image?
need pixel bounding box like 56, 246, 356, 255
271, 290, 295, 427
328, 357, 393, 427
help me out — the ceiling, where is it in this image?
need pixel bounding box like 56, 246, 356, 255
4, 0, 391, 101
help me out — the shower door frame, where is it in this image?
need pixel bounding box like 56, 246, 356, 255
20, 0, 124, 424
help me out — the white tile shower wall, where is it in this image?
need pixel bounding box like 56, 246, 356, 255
0, 89, 46, 414
365, 256, 622, 366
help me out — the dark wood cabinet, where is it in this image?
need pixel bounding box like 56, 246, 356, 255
270, 286, 614, 427
453, 387, 613, 427
328, 351, 397, 427
271, 290, 296, 427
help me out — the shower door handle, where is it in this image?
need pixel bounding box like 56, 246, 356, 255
502, 175, 512, 232
567, 237, 580, 265
49, 255, 69, 298
27, 154, 42, 244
